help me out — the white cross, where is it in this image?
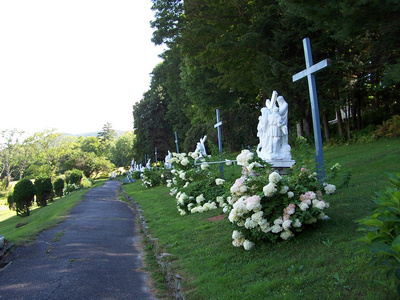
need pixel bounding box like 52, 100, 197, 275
292, 37, 329, 180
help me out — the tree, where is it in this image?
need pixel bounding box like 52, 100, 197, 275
34, 174, 54, 206
12, 178, 36, 216
113, 132, 134, 167
29, 130, 74, 179
0, 129, 24, 187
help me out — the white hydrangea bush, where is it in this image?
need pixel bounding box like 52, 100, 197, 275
165, 151, 230, 215
225, 149, 339, 251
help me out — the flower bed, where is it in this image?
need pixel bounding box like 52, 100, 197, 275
225, 149, 338, 250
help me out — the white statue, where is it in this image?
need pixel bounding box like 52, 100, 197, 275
195, 135, 207, 157
257, 91, 294, 167
146, 159, 151, 170
164, 150, 172, 169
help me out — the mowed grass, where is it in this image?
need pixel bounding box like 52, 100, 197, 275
123, 138, 400, 300
0, 180, 106, 245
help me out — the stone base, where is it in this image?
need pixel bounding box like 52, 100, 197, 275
268, 159, 296, 168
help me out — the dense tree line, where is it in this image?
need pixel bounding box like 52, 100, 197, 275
132, 0, 400, 159
0, 125, 134, 188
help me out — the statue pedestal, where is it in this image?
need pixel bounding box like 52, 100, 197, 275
268, 159, 296, 168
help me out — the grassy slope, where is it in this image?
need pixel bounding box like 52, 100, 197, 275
124, 138, 400, 300
0, 180, 106, 245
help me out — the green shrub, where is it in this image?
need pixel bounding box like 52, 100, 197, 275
374, 115, 400, 138
7, 192, 15, 211
81, 177, 93, 188
357, 172, 400, 296
34, 174, 54, 206
53, 178, 65, 198
13, 178, 36, 216
63, 183, 80, 195
69, 169, 83, 185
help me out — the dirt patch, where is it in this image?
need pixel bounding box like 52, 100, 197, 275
206, 214, 225, 222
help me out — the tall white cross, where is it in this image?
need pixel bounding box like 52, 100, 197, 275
292, 37, 329, 181
214, 108, 224, 177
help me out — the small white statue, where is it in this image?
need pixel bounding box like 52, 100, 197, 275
146, 159, 151, 170
164, 150, 172, 169
195, 135, 207, 157
257, 91, 294, 167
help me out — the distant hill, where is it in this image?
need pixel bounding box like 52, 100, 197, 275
63, 130, 130, 138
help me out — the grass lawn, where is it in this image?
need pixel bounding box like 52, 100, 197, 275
0, 180, 106, 246
123, 138, 400, 300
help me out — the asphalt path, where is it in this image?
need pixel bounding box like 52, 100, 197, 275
0, 180, 156, 300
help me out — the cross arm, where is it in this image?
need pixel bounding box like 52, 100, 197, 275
292, 59, 330, 82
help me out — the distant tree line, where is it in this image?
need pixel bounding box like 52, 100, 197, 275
132, 0, 400, 160
0, 123, 134, 189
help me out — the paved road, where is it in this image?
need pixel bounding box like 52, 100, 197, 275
0, 180, 156, 300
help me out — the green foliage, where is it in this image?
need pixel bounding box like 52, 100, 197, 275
12, 178, 36, 216
141, 169, 167, 188
69, 169, 83, 185
357, 172, 400, 297
7, 192, 15, 211
34, 174, 54, 206
81, 177, 93, 188
53, 178, 65, 198
63, 183, 80, 195
374, 115, 400, 138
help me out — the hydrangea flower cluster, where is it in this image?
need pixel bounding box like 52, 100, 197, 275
165, 151, 229, 215
226, 149, 337, 251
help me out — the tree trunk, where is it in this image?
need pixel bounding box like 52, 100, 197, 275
336, 107, 344, 137
303, 119, 311, 136
297, 119, 304, 136
322, 112, 330, 142
346, 102, 352, 139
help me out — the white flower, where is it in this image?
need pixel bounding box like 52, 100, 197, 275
232, 230, 244, 240
232, 238, 244, 247
282, 220, 292, 230
271, 224, 283, 233
246, 195, 262, 211
223, 206, 229, 213
280, 230, 294, 240
181, 158, 189, 166
288, 191, 294, 198
244, 218, 258, 229
313, 200, 326, 210
293, 219, 302, 228
196, 194, 205, 204
247, 162, 261, 173
179, 171, 186, 180
299, 202, 309, 211
268, 171, 282, 183
280, 185, 289, 194
239, 185, 248, 193
260, 222, 271, 233
215, 178, 225, 185
263, 182, 277, 197
324, 183, 336, 194
251, 211, 264, 223
216, 196, 224, 205
237, 150, 253, 167
201, 162, 209, 170
243, 240, 255, 251
203, 202, 217, 211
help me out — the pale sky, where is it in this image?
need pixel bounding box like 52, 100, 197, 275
0, 0, 163, 135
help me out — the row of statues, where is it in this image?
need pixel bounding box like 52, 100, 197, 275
130, 90, 293, 171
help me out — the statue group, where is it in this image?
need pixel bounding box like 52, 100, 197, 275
257, 91, 294, 167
